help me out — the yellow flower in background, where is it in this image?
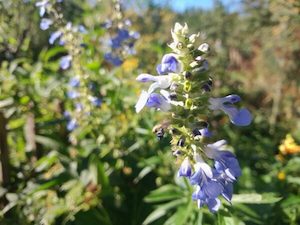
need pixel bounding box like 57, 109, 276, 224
277, 171, 286, 181
122, 57, 139, 72
279, 134, 300, 155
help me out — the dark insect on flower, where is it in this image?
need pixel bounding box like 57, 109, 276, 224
152, 122, 170, 140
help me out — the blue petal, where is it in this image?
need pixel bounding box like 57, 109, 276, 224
178, 158, 192, 177
39, 6, 46, 17
118, 29, 130, 40
156, 64, 163, 75
222, 182, 233, 202
68, 77, 80, 87
192, 186, 206, 200
60, 55, 72, 70
156, 54, 181, 75
200, 128, 212, 137
231, 108, 252, 126
90, 97, 102, 107
207, 198, 221, 213
190, 169, 204, 185
49, 31, 62, 44
67, 90, 79, 99
104, 53, 123, 66
136, 74, 157, 82
67, 119, 77, 131
40, 18, 53, 30
203, 181, 224, 199
224, 94, 241, 104
146, 93, 164, 108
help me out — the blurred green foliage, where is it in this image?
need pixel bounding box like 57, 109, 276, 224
0, 0, 300, 224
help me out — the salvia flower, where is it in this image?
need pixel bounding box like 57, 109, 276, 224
35, 0, 49, 17
178, 157, 192, 177
67, 118, 77, 131
209, 95, 252, 126
102, 1, 139, 67
49, 30, 62, 44
156, 53, 182, 75
40, 18, 53, 30
135, 22, 253, 212
60, 55, 72, 70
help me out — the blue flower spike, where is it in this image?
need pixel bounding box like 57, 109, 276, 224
135, 22, 253, 212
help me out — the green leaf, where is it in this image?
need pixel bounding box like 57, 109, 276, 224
134, 166, 153, 184
35, 135, 61, 149
144, 185, 182, 203
142, 199, 186, 225
164, 199, 193, 225
0, 98, 14, 108
232, 193, 282, 204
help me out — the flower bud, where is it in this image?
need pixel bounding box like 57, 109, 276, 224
177, 137, 185, 147
177, 42, 184, 50
183, 71, 192, 80
198, 43, 210, 53
169, 92, 177, 100
183, 81, 192, 92
185, 98, 193, 109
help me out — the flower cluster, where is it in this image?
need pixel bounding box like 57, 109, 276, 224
278, 134, 300, 156
64, 77, 102, 132
102, 0, 139, 66
36, 0, 88, 70
135, 23, 252, 212
35, 0, 102, 136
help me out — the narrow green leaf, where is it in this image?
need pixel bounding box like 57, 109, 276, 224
143, 199, 186, 225
232, 193, 282, 204
144, 185, 181, 203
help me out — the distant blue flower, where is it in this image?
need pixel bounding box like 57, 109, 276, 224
104, 53, 123, 66
178, 157, 192, 177
129, 31, 140, 39
124, 19, 132, 26
89, 96, 102, 107
75, 103, 83, 111
68, 77, 80, 88
67, 90, 79, 99
63, 111, 71, 119
124, 45, 136, 55
35, 0, 49, 17
156, 53, 182, 75
49, 31, 62, 44
40, 18, 53, 30
118, 29, 130, 40
67, 118, 77, 131
110, 37, 122, 49
102, 20, 112, 29
209, 95, 252, 126
78, 25, 87, 34
60, 55, 72, 70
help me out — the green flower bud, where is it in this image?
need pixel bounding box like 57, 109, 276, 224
183, 81, 192, 92
185, 98, 193, 109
